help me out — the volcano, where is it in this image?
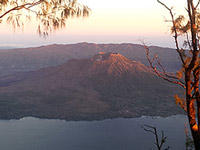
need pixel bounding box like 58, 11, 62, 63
0, 52, 184, 120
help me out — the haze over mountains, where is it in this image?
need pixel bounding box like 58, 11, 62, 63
0, 43, 181, 77
0, 52, 183, 120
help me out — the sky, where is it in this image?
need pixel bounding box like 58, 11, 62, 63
0, 0, 188, 48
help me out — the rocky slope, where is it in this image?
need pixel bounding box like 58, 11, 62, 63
0, 52, 184, 120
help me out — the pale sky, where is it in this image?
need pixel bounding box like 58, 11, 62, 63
0, 0, 188, 48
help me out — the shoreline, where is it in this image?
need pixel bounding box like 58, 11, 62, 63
0, 114, 187, 122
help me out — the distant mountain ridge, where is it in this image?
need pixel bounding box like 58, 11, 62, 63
0, 43, 181, 77
0, 52, 184, 120
0, 46, 16, 50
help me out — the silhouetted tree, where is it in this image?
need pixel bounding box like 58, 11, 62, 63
0, 0, 90, 37
142, 125, 170, 150
144, 0, 200, 149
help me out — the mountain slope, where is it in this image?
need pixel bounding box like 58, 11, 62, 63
0, 43, 181, 77
0, 52, 184, 120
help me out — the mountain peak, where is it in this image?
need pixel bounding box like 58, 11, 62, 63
87, 52, 151, 77
91, 52, 126, 62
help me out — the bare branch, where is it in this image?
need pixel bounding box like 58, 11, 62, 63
157, 0, 186, 67
195, 0, 200, 9
144, 43, 186, 89
159, 130, 167, 149
142, 125, 170, 150
155, 55, 185, 85
142, 125, 156, 135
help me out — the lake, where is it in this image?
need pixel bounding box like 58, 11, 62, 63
0, 115, 188, 150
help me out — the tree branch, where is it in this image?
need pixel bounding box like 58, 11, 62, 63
157, 0, 186, 67
144, 43, 186, 89
142, 125, 169, 150
193, 65, 200, 133
195, 0, 200, 9
187, 3, 199, 73
155, 55, 185, 85
0, 0, 43, 18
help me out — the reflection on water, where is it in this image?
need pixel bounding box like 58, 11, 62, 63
0, 115, 187, 150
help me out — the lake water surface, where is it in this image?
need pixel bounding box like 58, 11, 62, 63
0, 115, 188, 150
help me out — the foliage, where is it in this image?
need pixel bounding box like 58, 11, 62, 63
0, 0, 90, 37
174, 94, 187, 112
